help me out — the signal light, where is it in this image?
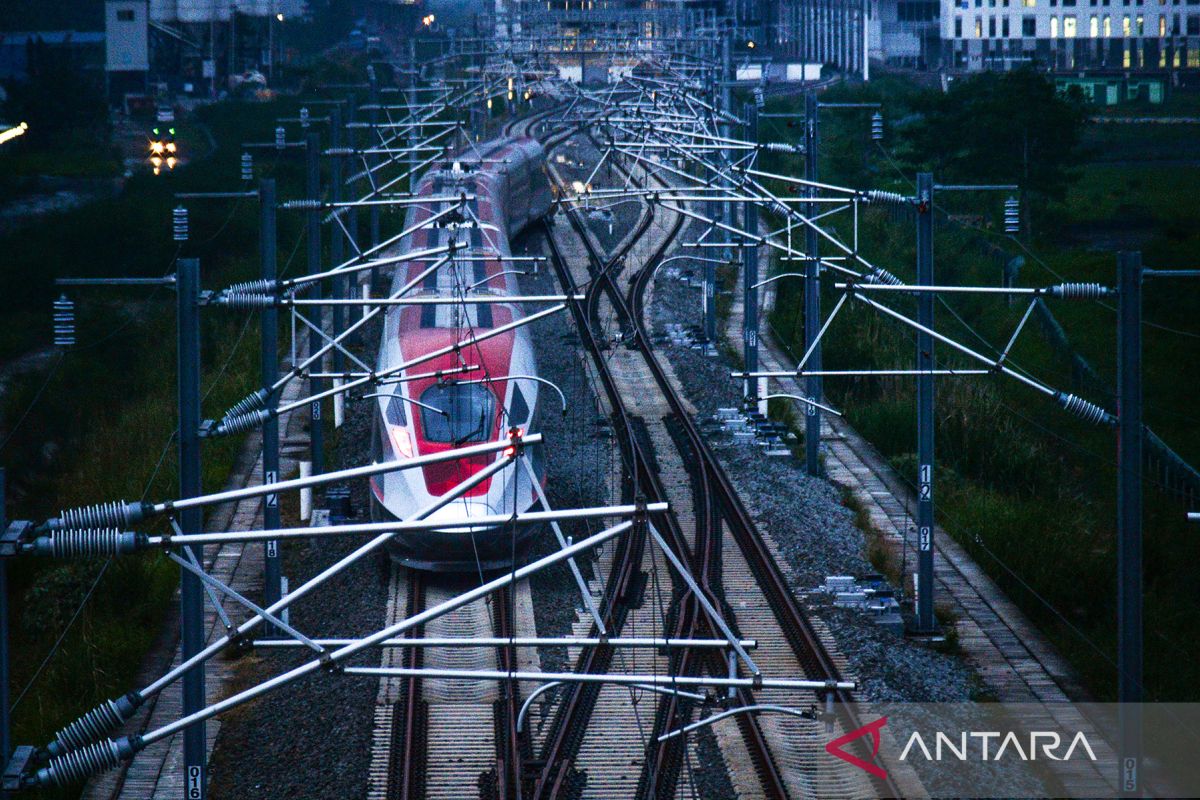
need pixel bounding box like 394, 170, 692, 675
871, 112, 884, 141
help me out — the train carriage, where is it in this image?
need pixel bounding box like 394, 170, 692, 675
369, 135, 554, 571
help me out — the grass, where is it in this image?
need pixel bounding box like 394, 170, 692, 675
0, 91, 328, 796
762, 74, 1200, 702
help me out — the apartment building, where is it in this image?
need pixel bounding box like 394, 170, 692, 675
942, 0, 1200, 71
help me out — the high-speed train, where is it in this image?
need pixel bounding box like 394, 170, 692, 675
370, 136, 555, 571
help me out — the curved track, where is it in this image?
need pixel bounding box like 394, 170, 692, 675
512, 100, 901, 799
371, 92, 899, 799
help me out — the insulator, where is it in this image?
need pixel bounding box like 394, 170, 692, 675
275, 126, 287, 150
47, 501, 149, 531
322, 206, 350, 224
216, 408, 271, 436
1049, 282, 1110, 300
864, 189, 908, 205
172, 206, 188, 242
1055, 392, 1115, 425
32, 529, 143, 558
45, 696, 141, 757
870, 112, 884, 142
218, 291, 277, 309
1004, 196, 1020, 233
863, 268, 905, 286
226, 279, 279, 294
35, 737, 136, 788
224, 387, 270, 420
53, 294, 76, 347
763, 142, 799, 153
281, 199, 323, 210
299, 107, 310, 128
240, 152, 253, 182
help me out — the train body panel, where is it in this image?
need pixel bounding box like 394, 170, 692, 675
370, 135, 552, 571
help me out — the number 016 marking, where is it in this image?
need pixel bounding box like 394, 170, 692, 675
187, 766, 203, 799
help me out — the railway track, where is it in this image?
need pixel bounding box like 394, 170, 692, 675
365, 88, 899, 798
514, 100, 901, 798
371, 567, 532, 800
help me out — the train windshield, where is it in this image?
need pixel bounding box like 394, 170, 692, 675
419, 383, 496, 444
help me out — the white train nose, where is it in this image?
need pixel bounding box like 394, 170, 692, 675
424, 499, 500, 533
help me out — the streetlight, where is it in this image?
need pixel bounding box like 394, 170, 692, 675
0, 121, 29, 146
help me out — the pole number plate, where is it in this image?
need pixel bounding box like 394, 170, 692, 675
1123, 757, 1138, 792
265, 470, 278, 508
919, 526, 931, 551
187, 766, 203, 799
267, 540, 278, 559
919, 463, 932, 501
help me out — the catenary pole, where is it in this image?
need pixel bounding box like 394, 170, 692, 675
260, 179, 282, 610
915, 172, 935, 634
804, 90, 823, 477
1117, 250, 1143, 797
741, 101, 759, 403
306, 132, 325, 482
176, 257, 207, 799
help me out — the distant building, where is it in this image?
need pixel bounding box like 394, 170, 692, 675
941, 0, 1200, 73
869, 0, 940, 67
0, 30, 106, 81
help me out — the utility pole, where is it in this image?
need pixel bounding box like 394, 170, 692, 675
176, 257, 207, 800
721, 32, 733, 340
1117, 250, 1143, 797
306, 133, 325, 482
329, 104, 347, 387
368, 68, 382, 265
915, 172, 935, 634
259, 179, 282, 611
741, 101, 759, 405
803, 90, 822, 477
0, 469, 9, 778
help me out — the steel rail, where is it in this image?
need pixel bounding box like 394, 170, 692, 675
597, 117, 904, 799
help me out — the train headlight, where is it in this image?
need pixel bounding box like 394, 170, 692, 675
387, 424, 414, 460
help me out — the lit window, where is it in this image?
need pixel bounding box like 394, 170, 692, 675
1160, 14, 1167, 31
1065, 13, 1079, 32
1124, 45, 1132, 64
1024, 0, 1037, 7
1104, 13, 1113, 32
976, 15, 984, 33
1051, 14, 1060, 33
1091, 14, 1101, 33
1137, 13, 1144, 30
1123, 13, 1131, 32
